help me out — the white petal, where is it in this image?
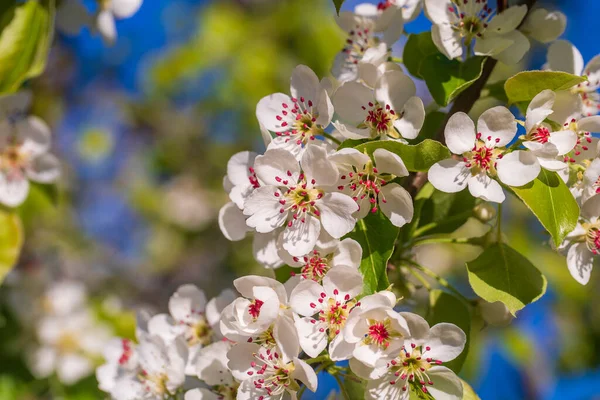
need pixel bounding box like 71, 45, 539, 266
292, 357, 318, 392
398, 312, 430, 341
431, 24, 463, 59
492, 31, 530, 65
584, 55, 600, 86
323, 266, 364, 300
0, 175, 29, 207
169, 284, 207, 322
373, 149, 408, 177
196, 341, 232, 386
424, 0, 453, 24
254, 148, 300, 186
477, 106, 517, 147
329, 333, 356, 361
393, 96, 425, 140
329, 147, 371, 168
27, 153, 60, 183
426, 323, 467, 362
426, 366, 464, 400
57, 354, 92, 385
282, 215, 321, 257
295, 317, 328, 358
487, 5, 527, 34
375, 71, 416, 113
496, 150, 540, 187
332, 120, 372, 140
332, 82, 372, 124
16, 116, 51, 155
379, 183, 414, 227
333, 238, 363, 269
473, 34, 513, 57
467, 174, 505, 203
317, 192, 358, 238
526, 90, 555, 133
96, 10, 117, 46
253, 231, 284, 269
219, 202, 249, 241
578, 116, 600, 133
428, 159, 470, 193
243, 186, 287, 233
444, 112, 476, 154
301, 145, 338, 187
379, 7, 404, 45
185, 389, 220, 400
566, 243, 594, 285
290, 65, 321, 111
256, 93, 295, 132
548, 130, 578, 155
226, 342, 260, 381
547, 40, 584, 76
290, 280, 324, 316
227, 151, 257, 187
111, 0, 142, 18
273, 315, 300, 363
234, 276, 286, 302
550, 90, 584, 125
522, 8, 566, 43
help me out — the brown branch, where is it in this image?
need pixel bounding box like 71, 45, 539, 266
404, 0, 536, 198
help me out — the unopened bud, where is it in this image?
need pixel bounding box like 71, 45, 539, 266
479, 300, 514, 327
473, 203, 496, 222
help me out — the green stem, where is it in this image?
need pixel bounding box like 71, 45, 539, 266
322, 132, 341, 145
413, 209, 474, 237
402, 259, 473, 305
391, 56, 403, 64
305, 354, 330, 365
407, 267, 432, 290
496, 203, 503, 243
411, 236, 479, 247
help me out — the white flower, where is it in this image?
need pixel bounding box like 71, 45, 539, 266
290, 266, 363, 358
185, 341, 238, 400
97, 338, 139, 395
388, 0, 423, 22
520, 90, 577, 172
146, 285, 234, 375
30, 310, 112, 385
350, 313, 466, 400
42, 280, 88, 316
330, 148, 414, 227
558, 115, 600, 166
425, 0, 529, 64
332, 70, 425, 141
225, 151, 262, 209
548, 40, 600, 118
429, 107, 539, 203
219, 276, 300, 362
559, 194, 600, 285
243, 146, 358, 257
257, 65, 334, 160
519, 8, 566, 44
342, 291, 409, 367
0, 93, 60, 207
278, 237, 363, 282
227, 342, 318, 400
333, 3, 405, 83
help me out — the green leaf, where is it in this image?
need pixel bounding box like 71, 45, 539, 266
461, 379, 481, 400
485, 80, 508, 103
428, 290, 471, 373
0, 0, 55, 93
510, 170, 579, 247
355, 139, 451, 172
466, 243, 547, 315
0, 210, 23, 284
337, 374, 366, 400
333, 0, 345, 15
505, 71, 587, 105
403, 33, 486, 106
419, 185, 476, 235
416, 111, 446, 142
337, 138, 372, 150
347, 211, 399, 295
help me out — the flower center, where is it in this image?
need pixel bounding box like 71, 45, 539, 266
247, 325, 277, 348
339, 161, 391, 214
463, 134, 503, 175
528, 126, 550, 144
248, 166, 260, 189
573, 80, 600, 116
318, 296, 354, 339
386, 344, 444, 395
563, 119, 592, 163
249, 349, 299, 398
362, 102, 400, 138
275, 98, 323, 148
363, 318, 401, 348
248, 299, 264, 320
273, 173, 324, 226
56, 332, 80, 354
1, 143, 29, 181
296, 250, 331, 281
341, 24, 376, 67
449, 1, 493, 42
141, 371, 170, 395
185, 316, 212, 346
118, 339, 133, 366
584, 224, 600, 254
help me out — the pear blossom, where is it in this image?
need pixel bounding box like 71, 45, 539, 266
558, 115, 600, 165
290, 266, 363, 358
429, 107, 539, 203
519, 8, 566, 44
278, 237, 363, 282
350, 313, 466, 400
219, 276, 300, 362
559, 195, 600, 285
243, 146, 358, 257
330, 148, 414, 227
342, 291, 410, 367
227, 342, 318, 400
333, 3, 405, 83
332, 70, 425, 141
519, 90, 577, 172
425, 0, 529, 64
257, 65, 334, 160
0, 93, 60, 207
96, 338, 139, 396
388, 0, 422, 22
548, 40, 600, 118
185, 341, 238, 400
29, 311, 112, 385
146, 285, 234, 375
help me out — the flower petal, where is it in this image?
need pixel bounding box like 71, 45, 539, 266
282, 215, 321, 257
393, 96, 425, 140
256, 93, 295, 132
111, 0, 142, 19
547, 40, 584, 76
431, 23, 463, 59
379, 183, 414, 227
373, 149, 408, 177
566, 243, 594, 285
375, 71, 416, 112
219, 202, 249, 241
301, 145, 338, 187
332, 82, 373, 124
426, 366, 464, 400
295, 317, 328, 358
27, 153, 60, 183
253, 231, 284, 269
477, 106, 517, 147
243, 186, 287, 233
317, 192, 358, 238
254, 148, 300, 187
496, 150, 540, 187
292, 357, 318, 392
445, 112, 476, 154
467, 174, 505, 203
0, 174, 29, 207
521, 8, 566, 43
428, 159, 470, 193
526, 90, 555, 133
323, 266, 364, 300
333, 238, 363, 269
425, 323, 467, 362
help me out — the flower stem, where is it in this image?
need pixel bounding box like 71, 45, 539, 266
391, 56, 403, 64
496, 203, 503, 243
322, 132, 341, 145
412, 209, 474, 237
411, 235, 481, 247
402, 259, 473, 305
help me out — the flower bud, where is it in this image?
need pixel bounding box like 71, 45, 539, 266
478, 300, 514, 327
473, 203, 496, 223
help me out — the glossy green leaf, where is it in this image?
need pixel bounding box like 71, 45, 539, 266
0, 210, 23, 284
428, 290, 471, 373
355, 139, 451, 172
337, 374, 366, 400
333, 0, 345, 14
347, 211, 399, 295
505, 71, 587, 105
403, 33, 486, 106
466, 243, 546, 315
415, 111, 446, 142
0, 0, 55, 93
510, 170, 579, 247
461, 379, 481, 400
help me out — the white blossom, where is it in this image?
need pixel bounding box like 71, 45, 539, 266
332, 70, 425, 141
429, 107, 539, 203
185, 340, 238, 400
520, 8, 566, 44
330, 147, 414, 227
425, 0, 529, 64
